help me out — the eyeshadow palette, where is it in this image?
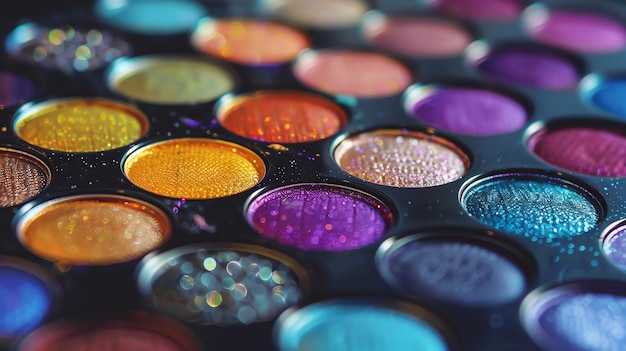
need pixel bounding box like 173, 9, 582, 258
2, 0, 626, 350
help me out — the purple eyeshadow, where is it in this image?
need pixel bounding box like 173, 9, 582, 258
602, 223, 626, 271
0, 72, 37, 108
475, 47, 580, 89
405, 86, 526, 136
528, 125, 626, 177
377, 237, 527, 306
246, 183, 392, 251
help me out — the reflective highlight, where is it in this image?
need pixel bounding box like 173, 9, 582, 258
16, 195, 171, 265
123, 138, 265, 199
275, 298, 449, 351
293, 50, 412, 97
0, 149, 49, 208
192, 19, 309, 65
217, 91, 346, 143
108, 55, 235, 104
14, 98, 148, 152
602, 223, 626, 271
461, 174, 600, 240
138, 244, 304, 326
334, 130, 468, 187
247, 183, 392, 251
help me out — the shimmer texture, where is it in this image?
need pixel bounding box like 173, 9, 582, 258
363, 15, 472, 57
603, 225, 626, 271
407, 87, 527, 135
293, 50, 412, 97
109, 56, 235, 104
15, 98, 148, 153
436, 0, 522, 21
123, 138, 265, 199
0, 266, 51, 337
247, 184, 392, 251
0, 72, 36, 108
217, 91, 346, 143
529, 126, 626, 177
462, 175, 599, 239
276, 300, 449, 351
525, 9, 626, 53
334, 130, 468, 187
379, 240, 525, 306
588, 79, 626, 119
0, 150, 49, 208
476, 47, 579, 89
192, 19, 310, 65
141, 247, 302, 326
17, 195, 170, 265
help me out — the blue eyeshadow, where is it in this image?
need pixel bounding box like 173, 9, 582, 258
461, 174, 600, 240
275, 299, 449, 351
0, 265, 52, 337
587, 79, 626, 118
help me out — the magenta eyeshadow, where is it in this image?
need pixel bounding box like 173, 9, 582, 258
529, 126, 626, 177
246, 184, 392, 251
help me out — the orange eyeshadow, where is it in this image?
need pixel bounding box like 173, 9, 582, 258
123, 138, 265, 199
191, 19, 310, 65
14, 98, 149, 153
217, 91, 347, 143
16, 195, 171, 265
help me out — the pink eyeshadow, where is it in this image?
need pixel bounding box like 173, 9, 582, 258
525, 9, 626, 53
436, 0, 522, 21
363, 16, 472, 57
293, 50, 412, 98
529, 126, 626, 177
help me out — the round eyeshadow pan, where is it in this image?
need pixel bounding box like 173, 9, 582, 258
123, 138, 265, 199
293, 50, 413, 98
405, 86, 527, 135
461, 173, 601, 240
17, 311, 201, 351
246, 183, 393, 251
0, 71, 37, 108
524, 7, 626, 53
474, 46, 580, 90
15, 194, 171, 265
362, 14, 472, 57
192, 19, 310, 66
528, 124, 626, 177
601, 222, 626, 271
137, 243, 306, 326
275, 298, 450, 351
435, 0, 523, 21
95, 0, 208, 36
586, 78, 626, 119
14, 98, 148, 153
217, 91, 347, 143
377, 235, 527, 306
260, 0, 369, 29
0, 148, 49, 208
6, 23, 131, 72
522, 283, 626, 351
0, 257, 55, 339
333, 129, 469, 187
108, 55, 235, 105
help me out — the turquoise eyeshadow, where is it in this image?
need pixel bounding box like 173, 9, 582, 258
95, 0, 208, 35
0, 266, 51, 337
588, 79, 626, 118
461, 175, 599, 240
276, 301, 449, 351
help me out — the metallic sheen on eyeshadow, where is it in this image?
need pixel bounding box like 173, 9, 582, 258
247, 183, 392, 251
461, 174, 600, 240
334, 130, 469, 187
123, 138, 265, 199
0, 149, 49, 208
217, 91, 346, 143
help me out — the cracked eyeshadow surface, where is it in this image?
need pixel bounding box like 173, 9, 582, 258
461, 175, 600, 239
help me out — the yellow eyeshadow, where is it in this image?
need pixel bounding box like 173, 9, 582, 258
14, 98, 148, 152
123, 138, 265, 199
108, 56, 235, 104
16, 195, 171, 265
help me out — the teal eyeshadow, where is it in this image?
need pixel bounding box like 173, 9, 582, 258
461, 175, 599, 240
95, 0, 208, 35
276, 302, 448, 351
